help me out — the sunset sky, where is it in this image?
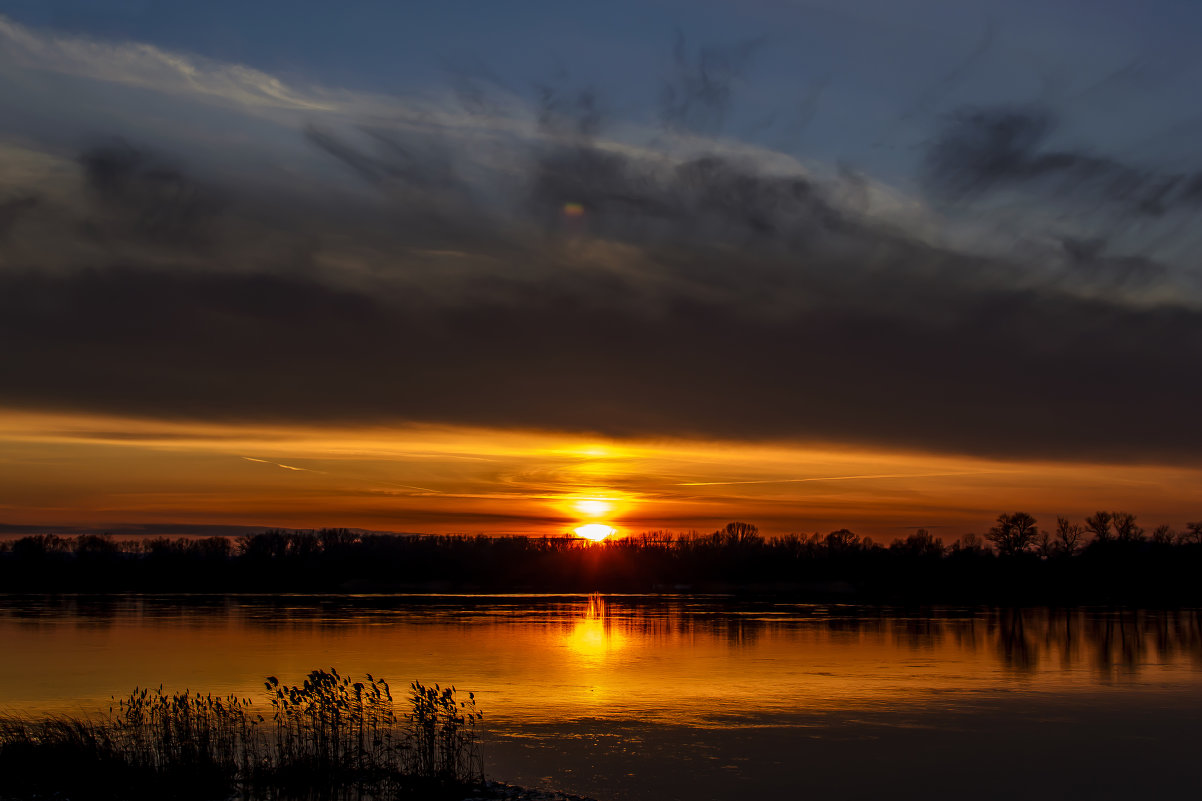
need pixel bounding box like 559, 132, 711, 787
2, 1, 1201, 539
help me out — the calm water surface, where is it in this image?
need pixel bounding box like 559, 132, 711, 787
3, 595, 1201, 800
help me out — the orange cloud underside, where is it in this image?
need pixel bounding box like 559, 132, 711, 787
0, 409, 1199, 538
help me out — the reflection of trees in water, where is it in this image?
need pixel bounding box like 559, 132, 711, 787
949, 614, 985, 655
1168, 614, 1200, 665
993, 608, 1038, 672
579, 598, 764, 647
982, 608, 1202, 678
1048, 607, 1079, 669
894, 616, 945, 652
589, 602, 1202, 676
1179, 612, 1202, 671
4, 596, 1202, 678
1114, 613, 1145, 676
823, 611, 887, 647
718, 616, 761, 647
583, 601, 940, 658
5, 595, 127, 629
1084, 613, 1126, 677
824, 613, 871, 636
1150, 611, 1175, 662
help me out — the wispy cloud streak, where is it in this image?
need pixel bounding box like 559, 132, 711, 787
677, 471, 998, 487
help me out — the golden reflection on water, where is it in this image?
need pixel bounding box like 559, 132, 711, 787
565, 595, 626, 663
2, 596, 1201, 723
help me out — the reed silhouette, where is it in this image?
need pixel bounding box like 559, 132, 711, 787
0, 670, 483, 801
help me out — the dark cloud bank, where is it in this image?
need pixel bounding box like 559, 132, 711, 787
3, 103, 1200, 464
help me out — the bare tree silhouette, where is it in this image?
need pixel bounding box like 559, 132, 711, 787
1180, 521, 1202, 545
1111, 512, 1144, 543
1055, 516, 1084, 556
1086, 511, 1114, 544
892, 529, 945, 558
1151, 524, 1176, 545
1035, 529, 1056, 559
824, 528, 861, 553
987, 512, 1039, 556
3, 512, 1202, 601
720, 521, 763, 546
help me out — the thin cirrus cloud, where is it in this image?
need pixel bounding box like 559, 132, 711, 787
0, 14, 345, 113
1, 15, 1200, 467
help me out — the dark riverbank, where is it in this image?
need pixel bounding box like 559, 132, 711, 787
3, 526, 1201, 605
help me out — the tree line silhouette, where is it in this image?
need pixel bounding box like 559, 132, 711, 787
2, 513, 1201, 602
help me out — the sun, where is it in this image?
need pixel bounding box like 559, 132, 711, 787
574, 523, 616, 541
563, 495, 623, 541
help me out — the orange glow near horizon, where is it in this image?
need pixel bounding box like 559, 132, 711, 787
1, 408, 1201, 541
575, 499, 612, 517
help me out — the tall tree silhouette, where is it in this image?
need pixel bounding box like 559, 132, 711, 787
1055, 517, 1084, 556
1182, 521, 1202, 545
1111, 512, 1144, 543
720, 521, 763, 546
1151, 524, 1175, 545
1085, 511, 1113, 544
986, 512, 1038, 556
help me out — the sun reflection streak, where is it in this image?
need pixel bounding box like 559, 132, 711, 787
565, 594, 625, 662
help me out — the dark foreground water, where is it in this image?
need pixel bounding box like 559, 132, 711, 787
2, 595, 1200, 800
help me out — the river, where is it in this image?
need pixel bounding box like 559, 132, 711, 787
2, 595, 1200, 800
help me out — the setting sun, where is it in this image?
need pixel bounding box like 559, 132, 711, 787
574, 523, 616, 541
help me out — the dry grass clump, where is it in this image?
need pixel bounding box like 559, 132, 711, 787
0, 669, 483, 801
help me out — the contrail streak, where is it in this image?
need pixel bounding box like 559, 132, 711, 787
240, 456, 441, 493
240, 456, 322, 473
